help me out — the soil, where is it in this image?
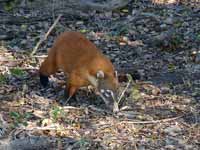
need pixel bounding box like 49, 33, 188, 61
0, 1, 199, 149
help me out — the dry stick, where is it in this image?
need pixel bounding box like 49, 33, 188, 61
30, 14, 62, 56
118, 74, 132, 104
119, 115, 184, 124
32, 55, 47, 58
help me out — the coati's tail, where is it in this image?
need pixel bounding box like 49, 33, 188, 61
39, 55, 57, 87
39, 60, 50, 87
40, 73, 49, 87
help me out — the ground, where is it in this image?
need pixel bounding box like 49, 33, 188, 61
0, 1, 200, 150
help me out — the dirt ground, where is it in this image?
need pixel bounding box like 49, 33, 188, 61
0, 1, 199, 149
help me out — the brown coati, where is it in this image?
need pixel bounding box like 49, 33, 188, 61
39, 31, 119, 111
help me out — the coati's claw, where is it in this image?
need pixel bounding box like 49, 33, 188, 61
40, 74, 49, 87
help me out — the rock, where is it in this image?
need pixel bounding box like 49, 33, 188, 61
105, 12, 112, 18
76, 21, 84, 25
165, 145, 176, 150
184, 145, 194, 150
143, 28, 149, 32
164, 17, 174, 25
132, 9, 138, 16
161, 86, 171, 94
160, 24, 167, 29
164, 125, 182, 136
194, 52, 200, 63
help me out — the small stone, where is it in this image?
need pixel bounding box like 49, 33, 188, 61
160, 24, 167, 29
165, 145, 176, 150
119, 42, 126, 46
76, 21, 83, 25
143, 28, 149, 32
132, 9, 138, 15
152, 88, 160, 95
182, 22, 189, 27
122, 36, 129, 42
183, 98, 191, 103
184, 144, 194, 150
161, 86, 171, 94
194, 52, 200, 63
164, 17, 174, 25
105, 12, 112, 18
164, 125, 182, 136
21, 39, 26, 45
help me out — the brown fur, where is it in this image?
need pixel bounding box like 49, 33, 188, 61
39, 31, 118, 98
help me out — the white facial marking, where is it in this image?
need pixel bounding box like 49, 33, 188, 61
115, 71, 118, 78
104, 92, 110, 98
110, 91, 114, 98
100, 89, 105, 93
106, 89, 112, 93
87, 74, 98, 87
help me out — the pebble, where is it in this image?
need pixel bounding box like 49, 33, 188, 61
161, 86, 171, 94
164, 125, 182, 136
160, 24, 167, 29
164, 17, 174, 25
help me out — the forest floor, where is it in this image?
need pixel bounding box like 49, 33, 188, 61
0, 1, 200, 150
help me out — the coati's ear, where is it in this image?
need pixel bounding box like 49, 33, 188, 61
96, 70, 104, 79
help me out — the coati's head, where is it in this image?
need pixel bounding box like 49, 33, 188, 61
88, 70, 119, 112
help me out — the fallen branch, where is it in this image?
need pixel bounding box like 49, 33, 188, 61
30, 14, 62, 56
119, 115, 184, 124
118, 74, 132, 104
32, 55, 48, 58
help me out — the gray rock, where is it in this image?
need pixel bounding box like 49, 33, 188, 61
161, 86, 171, 94
164, 125, 182, 136
164, 17, 174, 25
160, 24, 167, 29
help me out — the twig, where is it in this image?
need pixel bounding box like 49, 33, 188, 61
118, 74, 132, 104
63, 106, 83, 110
119, 115, 184, 124
30, 14, 62, 56
23, 126, 57, 131
32, 55, 48, 58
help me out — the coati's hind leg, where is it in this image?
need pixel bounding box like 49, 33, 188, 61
39, 58, 57, 87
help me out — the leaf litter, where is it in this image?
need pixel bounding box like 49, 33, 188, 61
0, 1, 200, 149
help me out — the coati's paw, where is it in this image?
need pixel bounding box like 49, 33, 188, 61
40, 73, 49, 87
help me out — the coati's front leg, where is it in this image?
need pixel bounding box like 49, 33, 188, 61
64, 82, 78, 104
64, 72, 86, 104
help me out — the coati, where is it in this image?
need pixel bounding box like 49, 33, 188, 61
39, 31, 119, 111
